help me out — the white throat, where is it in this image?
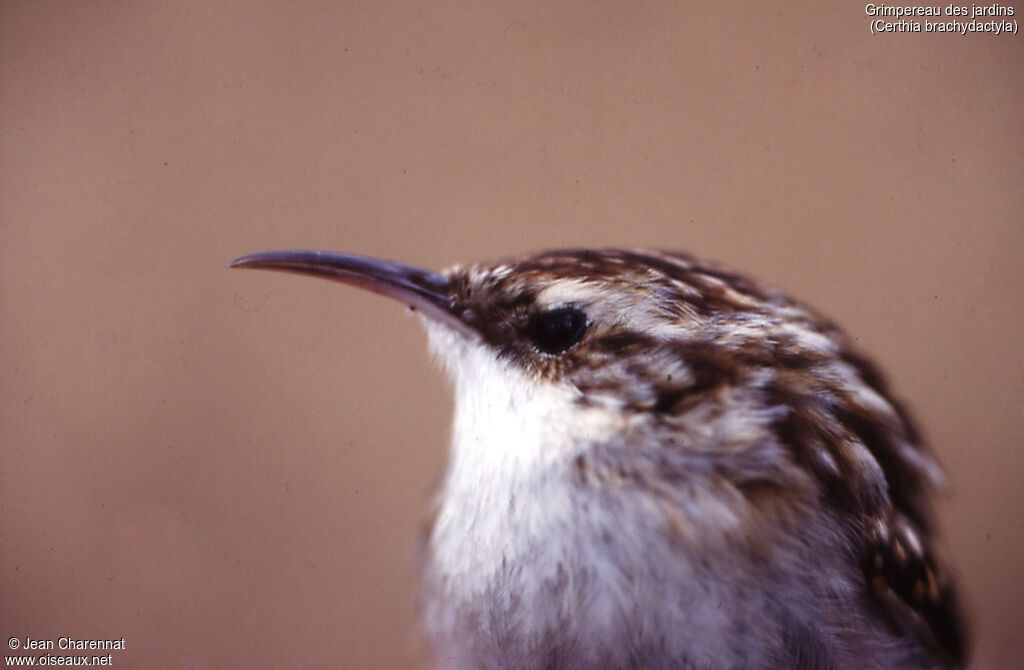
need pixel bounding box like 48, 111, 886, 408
421, 319, 619, 488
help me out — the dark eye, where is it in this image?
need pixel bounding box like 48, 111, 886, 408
527, 306, 587, 354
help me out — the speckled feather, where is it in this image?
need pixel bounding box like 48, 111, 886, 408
417, 249, 964, 670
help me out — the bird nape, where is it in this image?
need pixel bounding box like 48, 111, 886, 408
231, 247, 966, 670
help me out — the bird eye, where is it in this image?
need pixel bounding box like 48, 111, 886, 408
527, 306, 587, 354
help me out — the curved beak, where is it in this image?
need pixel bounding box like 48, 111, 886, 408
229, 250, 464, 328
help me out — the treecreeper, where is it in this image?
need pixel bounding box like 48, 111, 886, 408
230, 248, 966, 670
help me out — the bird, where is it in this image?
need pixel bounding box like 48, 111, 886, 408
229, 247, 966, 670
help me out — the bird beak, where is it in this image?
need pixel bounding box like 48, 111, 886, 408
229, 250, 465, 329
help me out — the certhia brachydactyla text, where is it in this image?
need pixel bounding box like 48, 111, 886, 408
230, 248, 966, 670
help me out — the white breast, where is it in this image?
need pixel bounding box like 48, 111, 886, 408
417, 321, 747, 668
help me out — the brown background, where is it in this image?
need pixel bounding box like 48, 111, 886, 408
1, 1, 1021, 668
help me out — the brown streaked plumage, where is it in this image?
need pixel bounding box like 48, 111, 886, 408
231, 247, 966, 669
